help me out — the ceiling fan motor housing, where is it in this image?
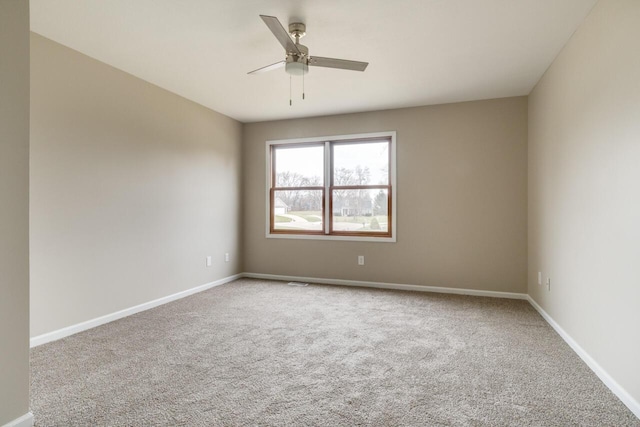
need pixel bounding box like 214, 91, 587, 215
288, 22, 306, 39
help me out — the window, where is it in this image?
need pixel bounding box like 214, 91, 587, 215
266, 132, 396, 242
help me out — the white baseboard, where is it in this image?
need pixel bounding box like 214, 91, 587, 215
2, 412, 33, 427
242, 272, 528, 300
527, 296, 640, 419
30, 272, 524, 348
30, 273, 242, 347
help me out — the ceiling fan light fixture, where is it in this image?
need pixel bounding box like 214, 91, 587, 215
285, 60, 308, 76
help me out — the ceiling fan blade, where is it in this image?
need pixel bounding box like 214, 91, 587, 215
248, 60, 286, 75
309, 56, 369, 72
260, 15, 300, 55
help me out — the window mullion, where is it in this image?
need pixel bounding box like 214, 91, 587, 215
324, 141, 331, 235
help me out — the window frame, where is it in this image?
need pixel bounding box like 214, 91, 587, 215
265, 131, 397, 242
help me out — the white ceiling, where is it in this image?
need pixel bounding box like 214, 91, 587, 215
30, 0, 597, 123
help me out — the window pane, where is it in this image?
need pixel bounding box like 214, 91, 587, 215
333, 142, 389, 186
332, 189, 389, 233
273, 190, 323, 231
274, 145, 324, 187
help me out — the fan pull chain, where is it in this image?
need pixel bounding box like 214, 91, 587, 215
289, 75, 292, 106
302, 70, 305, 100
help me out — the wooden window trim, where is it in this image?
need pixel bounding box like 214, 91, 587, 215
266, 132, 396, 242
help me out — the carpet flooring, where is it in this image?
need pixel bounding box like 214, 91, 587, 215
30, 279, 639, 426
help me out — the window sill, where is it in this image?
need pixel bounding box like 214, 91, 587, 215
266, 232, 396, 243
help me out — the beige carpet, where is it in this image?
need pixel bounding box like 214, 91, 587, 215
30, 279, 639, 426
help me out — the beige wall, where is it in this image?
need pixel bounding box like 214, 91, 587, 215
243, 97, 528, 293
0, 0, 31, 424
528, 0, 640, 408
30, 34, 243, 337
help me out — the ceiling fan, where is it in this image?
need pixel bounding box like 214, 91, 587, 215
248, 15, 369, 76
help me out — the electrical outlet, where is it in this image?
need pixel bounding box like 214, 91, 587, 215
358, 255, 365, 266
538, 272, 542, 285
206, 256, 212, 267
225, 252, 230, 262
546, 278, 551, 291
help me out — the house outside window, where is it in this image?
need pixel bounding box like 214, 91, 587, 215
266, 131, 396, 242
